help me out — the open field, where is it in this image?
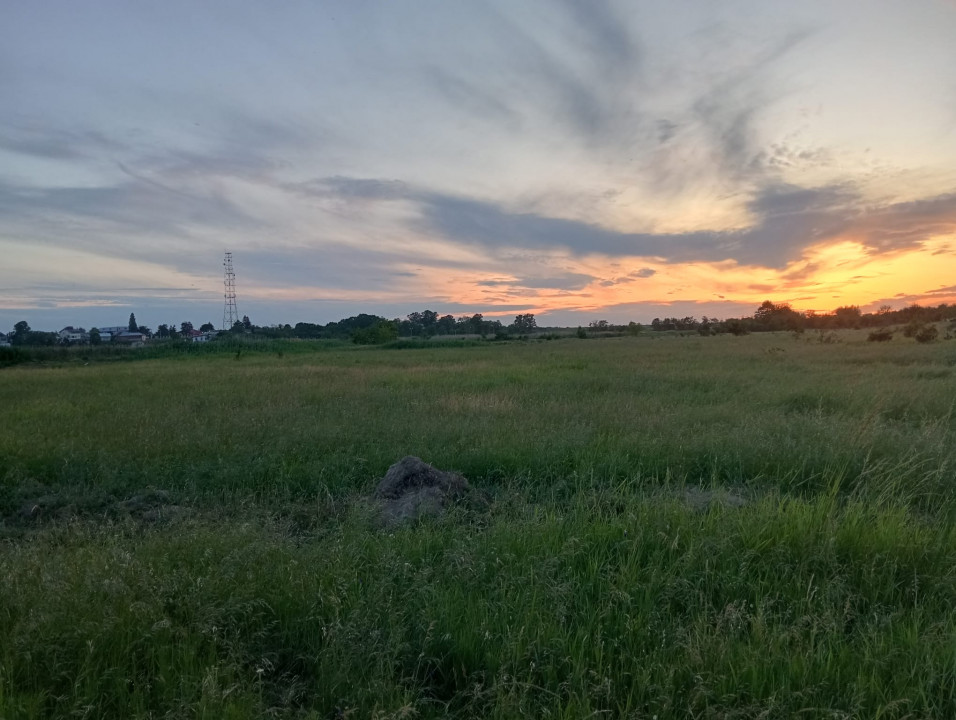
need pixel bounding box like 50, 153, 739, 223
1, 332, 954, 718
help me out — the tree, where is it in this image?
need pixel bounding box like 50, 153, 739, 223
156, 324, 170, 339
89, 328, 101, 345
437, 314, 456, 335
128, 313, 138, 332
180, 321, 194, 336
469, 313, 484, 335
293, 322, 322, 338
12, 321, 30, 346
242, 315, 252, 331
137, 325, 151, 338
510, 313, 537, 334
833, 305, 862, 329
199, 322, 215, 333
753, 301, 803, 332
232, 320, 245, 333
420, 310, 438, 334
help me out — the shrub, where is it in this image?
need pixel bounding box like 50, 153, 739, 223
914, 325, 939, 343
351, 321, 398, 345
868, 328, 894, 342
903, 321, 923, 338
725, 319, 749, 336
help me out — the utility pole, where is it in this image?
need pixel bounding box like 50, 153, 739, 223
223, 252, 239, 330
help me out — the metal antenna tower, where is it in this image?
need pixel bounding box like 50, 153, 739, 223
223, 252, 239, 330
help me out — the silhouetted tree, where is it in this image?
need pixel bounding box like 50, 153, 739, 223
12, 321, 30, 346
510, 313, 537, 334
437, 314, 456, 335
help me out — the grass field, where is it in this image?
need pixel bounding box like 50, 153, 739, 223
1, 331, 954, 718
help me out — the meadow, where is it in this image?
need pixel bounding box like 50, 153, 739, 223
1, 331, 954, 718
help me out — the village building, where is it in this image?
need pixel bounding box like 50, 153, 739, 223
113, 331, 147, 346
58, 326, 89, 343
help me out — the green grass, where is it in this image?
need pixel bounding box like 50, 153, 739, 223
1, 332, 954, 717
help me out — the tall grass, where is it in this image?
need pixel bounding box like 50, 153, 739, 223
1, 332, 954, 717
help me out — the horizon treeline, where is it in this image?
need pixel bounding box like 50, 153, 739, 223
648, 300, 956, 336
6, 301, 956, 347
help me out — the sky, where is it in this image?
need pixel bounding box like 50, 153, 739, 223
3, 0, 956, 332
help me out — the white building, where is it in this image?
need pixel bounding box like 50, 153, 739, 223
58, 327, 88, 343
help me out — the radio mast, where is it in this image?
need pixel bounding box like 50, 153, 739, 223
222, 252, 239, 330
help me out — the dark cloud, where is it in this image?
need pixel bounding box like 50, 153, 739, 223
286, 174, 956, 269
412, 181, 956, 268
851, 193, 956, 253
599, 267, 657, 287
240, 246, 424, 291
475, 272, 596, 290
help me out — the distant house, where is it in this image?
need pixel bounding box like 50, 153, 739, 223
58, 326, 89, 343
114, 331, 146, 346
189, 329, 213, 342
98, 326, 128, 336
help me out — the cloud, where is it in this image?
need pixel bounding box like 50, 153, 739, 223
289, 174, 956, 269
475, 272, 596, 291
285, 176, 410, 202
0, 175, 260, 251
0, 123, 126, 161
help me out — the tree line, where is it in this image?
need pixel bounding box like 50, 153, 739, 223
8, 300, 955, 347
648, 301, 956, 336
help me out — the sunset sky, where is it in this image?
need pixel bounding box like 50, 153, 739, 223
3, 0, 956, 331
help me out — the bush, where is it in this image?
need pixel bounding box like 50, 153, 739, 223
351, 321, 398, 345
867, 328, 894, 342
903, 321, 923, 338
914, 325, 939, 343
724, 319, 749, 336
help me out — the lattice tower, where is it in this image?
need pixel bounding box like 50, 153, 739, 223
223, 252, 239, 330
